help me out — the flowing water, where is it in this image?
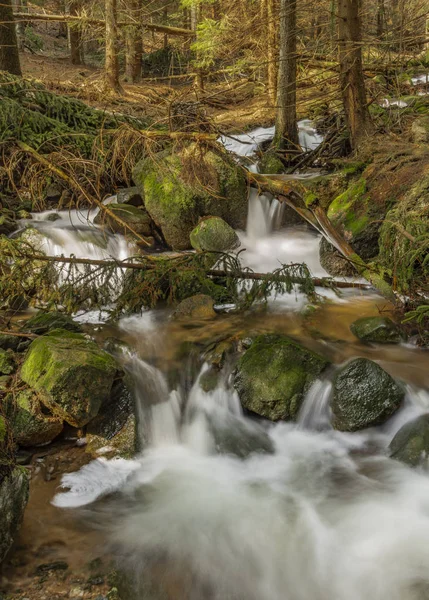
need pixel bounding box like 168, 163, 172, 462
4, 124, 429, 600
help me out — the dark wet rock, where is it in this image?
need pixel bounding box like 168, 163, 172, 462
389, 414, 429, 467
173, 294, 216, 320
36, 561, 69, 573
21, 329, 118, 427
199, 367, 220, 393
332, 358, 404, 431
87, 379, 133, 441
0, 467, 29, 564
190, 217, 240, 253
117, 187, 144, 207
234, 334, 329, 421
133, 144, 248, 250
46, 212, 61, 222
0, 349, 15, 375
24, 311, 82, 335
350, 316, 403, 344
45, 183, 62, 204
319, 237, 356, 277
0, 334, 21, 352
94, 203, 154, 238
8, 389, 63, 447
0, 213, 18, 236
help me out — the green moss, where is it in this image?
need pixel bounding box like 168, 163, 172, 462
0, 416, 6, 444
259, 151, 284, 175
0, 466, 29, 563
25, 311, 82, 335
234, 334, 329, 421
10, 389, 63, 447
0, 349, 15, 376
133, 145, 247, 250
190, 217, 239, 252
350, 316, 402, 344
21, 332, 118, 427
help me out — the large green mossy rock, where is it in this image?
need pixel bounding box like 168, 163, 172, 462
332, 358, 404, 431
350, 316, 402, 344
25, 311, 82, 335
9, 389, 63, 447
133, 145, 248, 250
0, 467, 29, 564
20, 330, 118, 427
94, 203, 154, 237
190, 217, 240, 252
234, 334, 329, 421
389, 414, 429, 467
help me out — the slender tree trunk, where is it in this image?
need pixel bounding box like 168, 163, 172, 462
125, 0, 142, 82
105, 0, 122, 92
337, 0, 370, 148
69, 0, 83, 65
273, 0, 299, 151
376, 0, 385, 38
191, 4, 204, 91
0, 0, 22, 76
163, 4, 168, 49
267, 0, 277, 103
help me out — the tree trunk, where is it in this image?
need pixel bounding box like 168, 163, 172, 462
376, 0, 385, 39
267, 0, 277, 103
69, 0, 83, 65
0, 0, 22, 76
163, 4, 168, 49
105, 0, 122, 92
337, 0, 370, 148
191, 4, 204, 92
125, 0, 142, 82
273, 0, 299, 152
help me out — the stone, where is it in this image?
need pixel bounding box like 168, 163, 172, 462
173, 295, 216, 320
45, 183, 62, 203
116, 187, 143, 207
24, 311, 82, 335
0, 334, 21, 352
0, 349, 15, 375
9, 389, 63, 447
389, 414, 429, 468
94, 203, 153, 238
319, 237, 356, 277
20, 330, 118, 427
208, 412, 274, 458
332, 358, 404, 431
411, 117, 429, 144
86, 415, 136, 459
234, 334, 329, 421
0, 467, 29, 564
46, 213, 61, 222
350, 316, 403, 344
199, 367, 220, 393
0, 213, 17, 236
259, 150, 284, 175
190, 217, 240, 252
133, 145, 248, 250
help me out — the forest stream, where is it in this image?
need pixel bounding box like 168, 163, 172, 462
1, 124, 429, 600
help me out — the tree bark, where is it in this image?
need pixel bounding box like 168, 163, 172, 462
267, 0, 277, 103
337, 0, 370, 148
273, 0, 299, 152
105, 0, 122, 92
125, 0, 142, 82
0, 0, 22, 76
69, 0, 83, 65
191, 3, 204, 92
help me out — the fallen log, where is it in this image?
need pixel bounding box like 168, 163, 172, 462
11, 12, 194, 36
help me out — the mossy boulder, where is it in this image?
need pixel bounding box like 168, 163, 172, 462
319, 237, 356, 277
133, 145, 248, 250
25, 311, 82, 335
8, 389, 63, 447
94, 204, 154, 237
0, 349, 15, 375
0, 213, 18, 236
0, 334, 22, 352
350, 316, 402, 344
389, 414, 429, 467
234, 334, 329, 421
173, 294, 216, 320
20, 330, 118, 427
190, 217, 240, 252
411, 117, 429, 144
0, 466, 29, 564
259, 151, 284, 175
331, 358, 404, 431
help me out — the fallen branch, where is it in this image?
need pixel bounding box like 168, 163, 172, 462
0, 331, 38, 339
1, 250, 371, 291
11, 12, 193, 36
17, 141, 153, 248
